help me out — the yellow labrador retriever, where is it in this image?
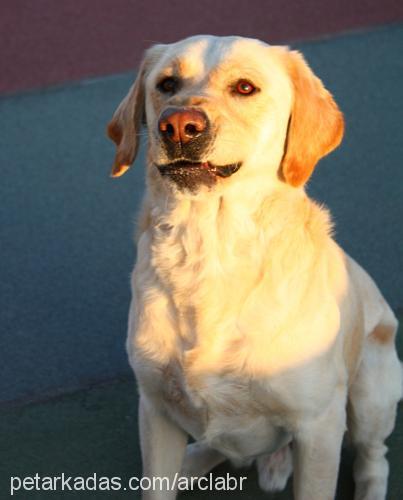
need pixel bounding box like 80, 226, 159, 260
107, 35, 401, 500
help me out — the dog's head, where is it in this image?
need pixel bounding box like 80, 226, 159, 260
107, 36, 344, 192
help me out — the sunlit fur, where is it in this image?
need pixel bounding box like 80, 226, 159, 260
108, 36, 402, 500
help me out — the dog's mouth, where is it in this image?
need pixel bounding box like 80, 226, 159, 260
156, 160, 242, 178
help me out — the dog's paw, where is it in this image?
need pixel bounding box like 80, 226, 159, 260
256, 445, 293, 492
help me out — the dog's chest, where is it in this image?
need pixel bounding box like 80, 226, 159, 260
159, 358, 290, 461
150, 211, 262, 338
135, 203, 341, 459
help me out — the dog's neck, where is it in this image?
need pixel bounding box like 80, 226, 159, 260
144, 167, 334, 297
141, 162, 336, 358
146, 165, 316, 236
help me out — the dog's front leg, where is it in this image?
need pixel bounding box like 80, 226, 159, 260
139, 394, 188, 500
292, 389, 347, 500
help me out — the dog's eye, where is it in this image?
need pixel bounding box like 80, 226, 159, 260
157, 77, 179, 94
233, 79, 257, 96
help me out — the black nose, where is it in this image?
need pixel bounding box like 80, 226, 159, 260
158, 107, 209, 144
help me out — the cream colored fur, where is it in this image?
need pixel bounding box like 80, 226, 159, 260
108, 35, 401, 500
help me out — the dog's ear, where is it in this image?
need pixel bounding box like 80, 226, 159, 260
107, 46, 163, 178
107, 67, 145, 178
280, 50, 344, 187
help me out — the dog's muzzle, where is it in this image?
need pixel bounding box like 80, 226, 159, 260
156, 107, 242, 190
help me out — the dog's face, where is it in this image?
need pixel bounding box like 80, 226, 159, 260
108, 36, 344, 193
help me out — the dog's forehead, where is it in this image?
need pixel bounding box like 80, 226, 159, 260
154, 35, 271, 76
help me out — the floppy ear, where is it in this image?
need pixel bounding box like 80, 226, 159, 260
280, 50, 344, 187
107, 46, 163, 178
107, 66, 145, 178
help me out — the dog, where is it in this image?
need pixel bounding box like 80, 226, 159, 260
107, 35, 402, 500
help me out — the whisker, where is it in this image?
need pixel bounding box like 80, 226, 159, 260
141, 39, 165, 45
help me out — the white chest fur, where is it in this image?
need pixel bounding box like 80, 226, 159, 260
130, 189, 347, 461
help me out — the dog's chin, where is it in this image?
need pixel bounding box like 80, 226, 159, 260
156, 160, 242, 191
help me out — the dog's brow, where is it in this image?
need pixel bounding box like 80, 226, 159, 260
155, 57, 188, 81
207, 61, 264, 87
170, 57, 183, 76
156, 58, 180, 78
172, 43, 210, 79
